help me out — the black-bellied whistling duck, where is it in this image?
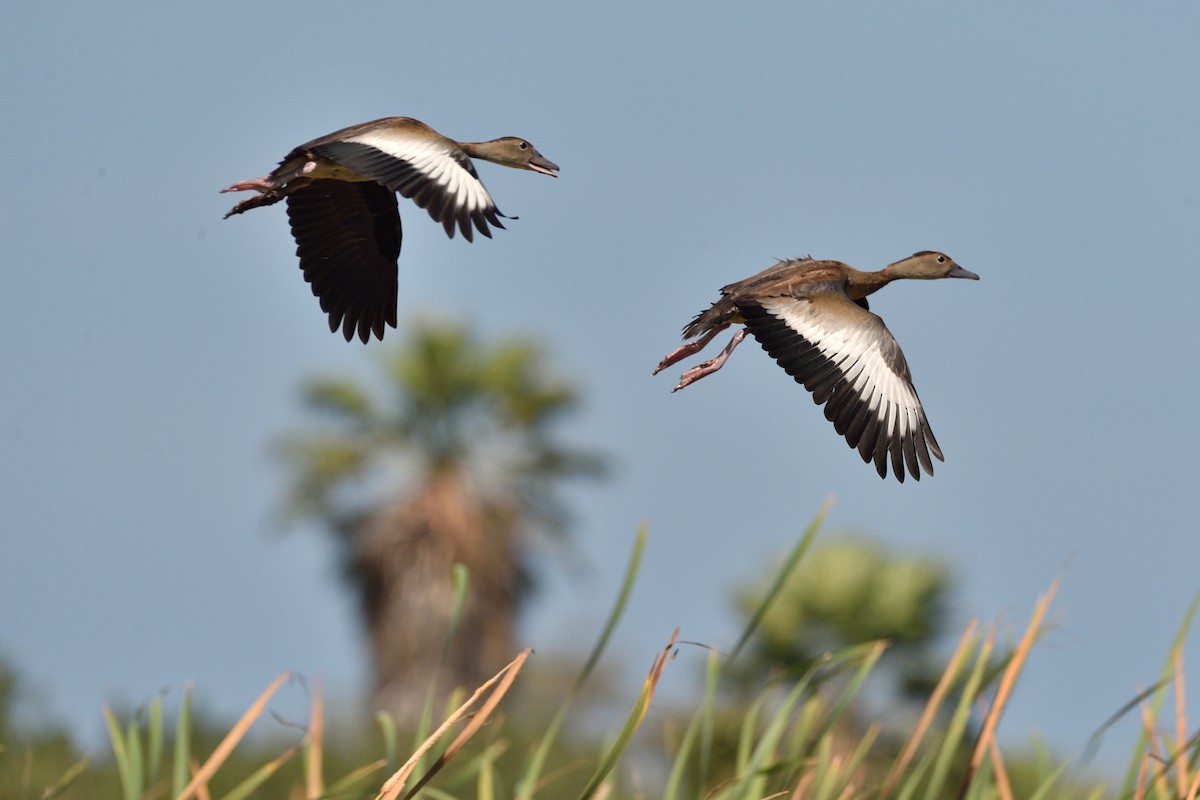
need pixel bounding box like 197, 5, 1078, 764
654, 252, 979, 482
222, 117, 559, 343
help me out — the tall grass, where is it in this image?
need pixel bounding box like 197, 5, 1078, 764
4, 508, 1198, 798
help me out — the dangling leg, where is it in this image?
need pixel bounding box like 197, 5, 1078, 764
672, 329, 748, 392
222, 188, 285, 218
652, 327, 724, 375
221, 157, 325, 217
221, 158, 320, 196
219, 172, 283, 218
220, 176, 276, 194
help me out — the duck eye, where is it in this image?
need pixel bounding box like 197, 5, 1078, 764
518, 141, 528, 150
936, 255, 946, 263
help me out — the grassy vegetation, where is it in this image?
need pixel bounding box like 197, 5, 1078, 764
2, 508, 1197, 799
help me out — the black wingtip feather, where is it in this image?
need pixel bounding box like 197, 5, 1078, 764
286, 180, 401, 344
738, 298, 949, 482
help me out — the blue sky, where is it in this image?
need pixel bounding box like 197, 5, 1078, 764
2, 0, 1199, 769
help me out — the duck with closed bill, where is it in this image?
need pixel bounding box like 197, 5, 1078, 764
221, 117, 559, 343
654, 252, 979, 482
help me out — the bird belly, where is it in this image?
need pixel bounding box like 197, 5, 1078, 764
270, 154, 377, 187
299, 159, 376, 183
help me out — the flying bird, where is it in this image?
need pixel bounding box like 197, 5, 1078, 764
221, 117, 559, 343
654, 252, 979, 482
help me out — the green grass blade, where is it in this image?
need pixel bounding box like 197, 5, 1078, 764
377, 712, 399, 777
476, 740, 501, 800
881, 621, 980, 800
415, 563, 472, 756
173, 684, 193, 796
697, 648, 720, 791
443, 563, 470, 661
736, 671, 835, 800
414, 788, 458, 800
1025, 754, 1078, 800
809, 640, 887, 744
324, 759, 386, 796
575, 523, 647, 693
516, 524, 646, 800
728, 498, 830, 665
576, 630, 674, 800
924, 633, 995, 800
147, 694, 163, 787
833, 722, 881, 797
784, 700, 822, 779
662, 703, 704, 800
961, 749, 993, 800
215, 747, 297, 800
41, 754, 93, 800
809, 735, 838, 800
728, 643, 872, 797
438, 736, 508, 792
125, 720, 144, 798
894, 748, 938, 800
734, 693, 766, 778
1120, 590, 1200, 796
101, 706, 136, 800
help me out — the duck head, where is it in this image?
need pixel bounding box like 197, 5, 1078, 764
466, 137, 560, 176
886, 251, 979, 281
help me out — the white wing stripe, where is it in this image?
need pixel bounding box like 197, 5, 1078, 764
760, 297, 925, 439
342, 131, 496, 220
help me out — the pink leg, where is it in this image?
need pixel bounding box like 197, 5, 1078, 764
220, 176, 276, 194
672, 330, 748, 392
652, 327, 723, 375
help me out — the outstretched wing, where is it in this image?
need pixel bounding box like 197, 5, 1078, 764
286, 179, 400, 343
309, 122, 506, 241
736, 292, 943, 482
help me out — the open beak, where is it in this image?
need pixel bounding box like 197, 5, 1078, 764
948, 264, 980, 280
528, 153, 560, 177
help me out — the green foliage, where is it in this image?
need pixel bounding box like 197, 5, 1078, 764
0, 661, 101, 798
736, 534, 951, 701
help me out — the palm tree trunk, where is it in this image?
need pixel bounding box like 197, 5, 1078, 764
354, 468, 519, 724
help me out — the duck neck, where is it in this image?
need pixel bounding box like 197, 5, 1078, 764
459, 139, 504, 163
845, 267, 895, 301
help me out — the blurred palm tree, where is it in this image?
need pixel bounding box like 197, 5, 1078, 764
277, 321, 607, 722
